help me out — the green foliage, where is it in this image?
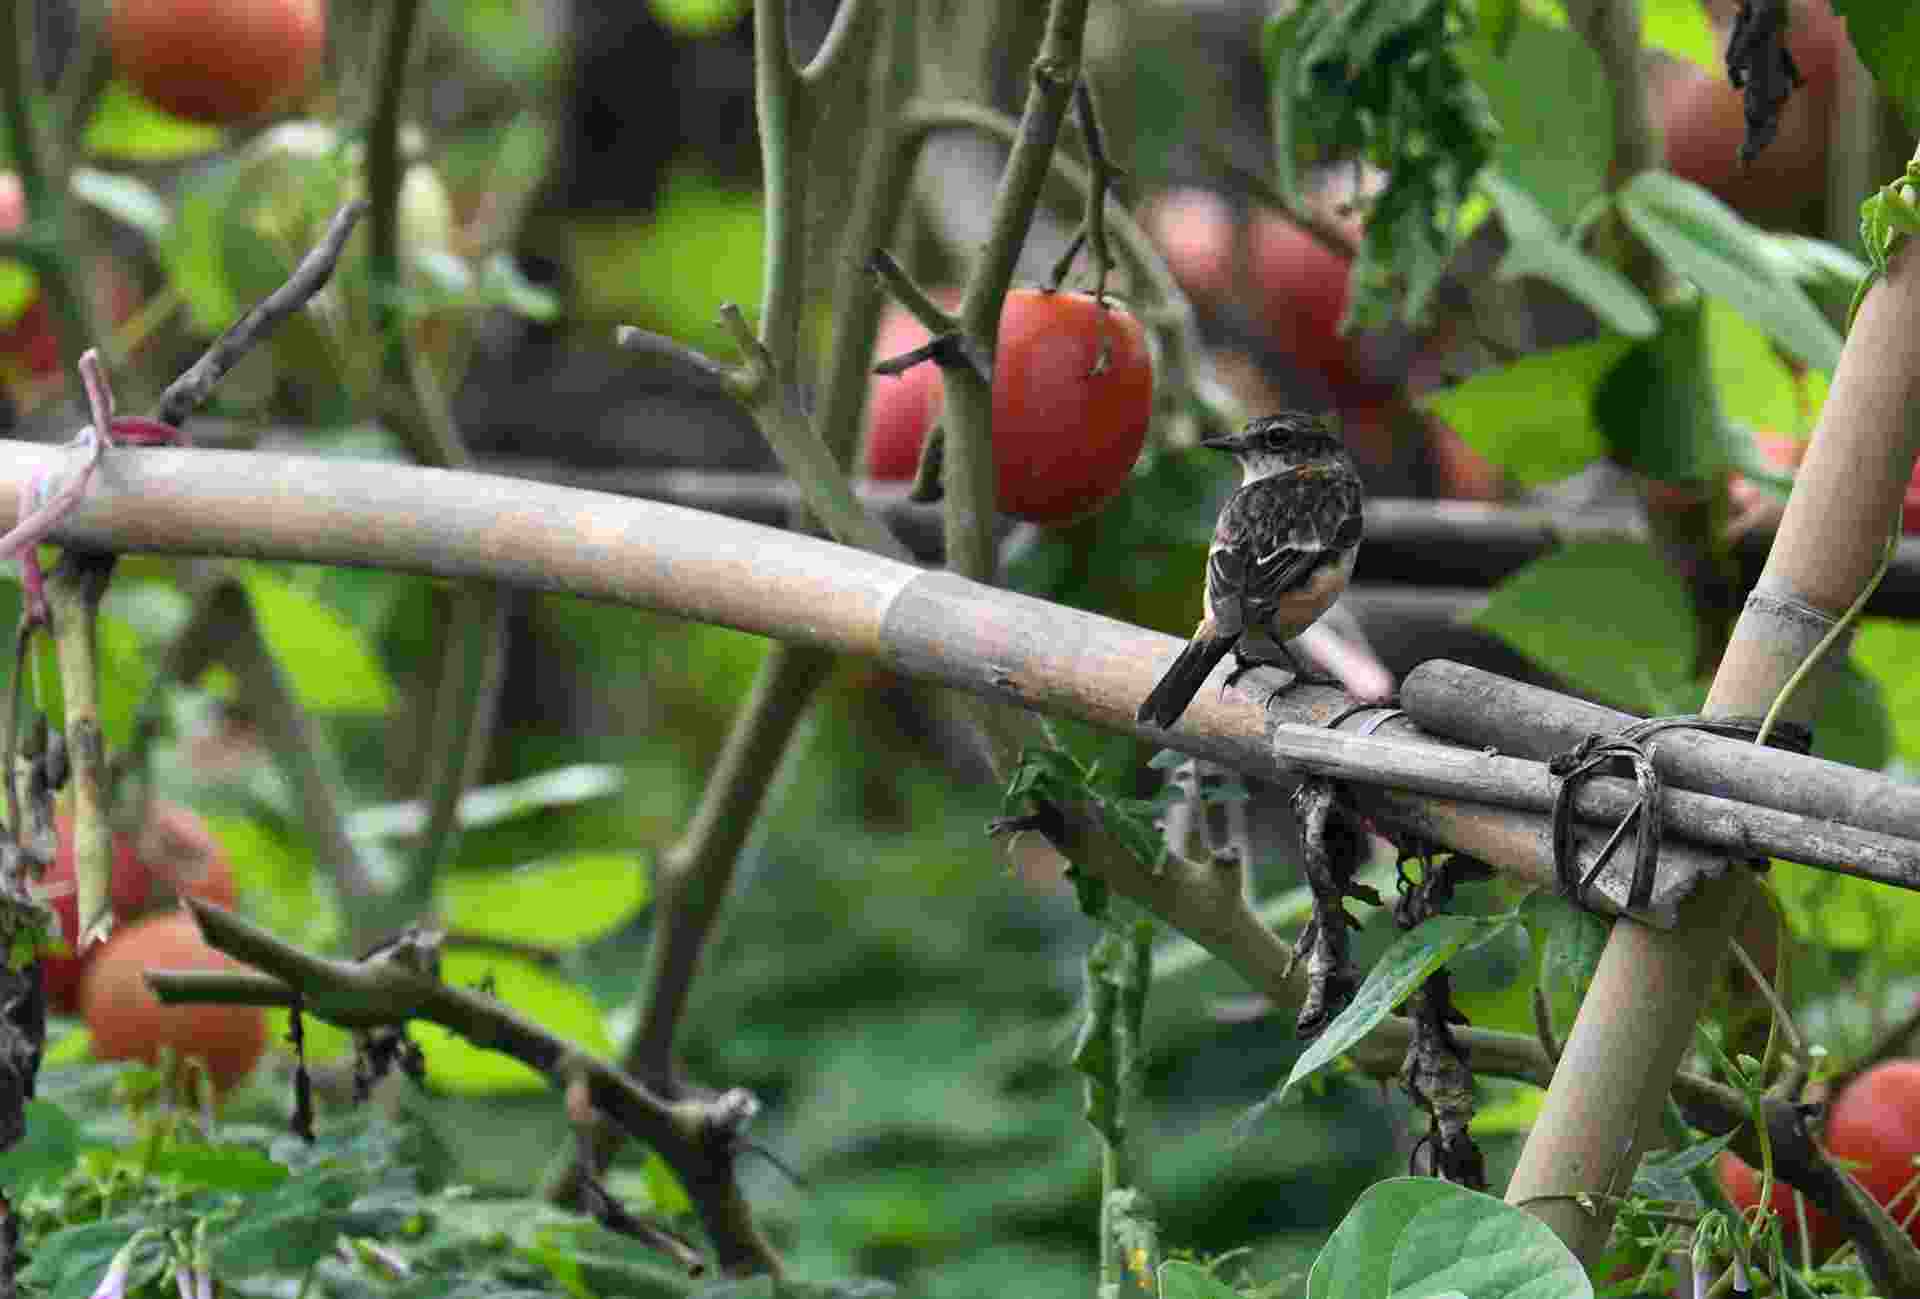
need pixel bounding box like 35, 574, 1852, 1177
413, 948, 614, 1093
1615, 172, 1844, 371
1481, 172, 1655, 338
438, 852, 650, 947
240, 564, 398, 715
1459, 13, 1612, 232
1257, 912, 1518, 1114
1001, 746, 1182, 877
1639, 0, 1718, 71
566, 167, 764, 352
1520, 889, 1608, 1037
1264, 0, 1498, 328
1828, 0, 1920, 131
1420, 336, 1632, 484
1471, 541, 1696, 711
1594, 294, 1740, 482
647, 0, 751, 37
1306, 1177, 1592, 1298
81, 82, 225, 162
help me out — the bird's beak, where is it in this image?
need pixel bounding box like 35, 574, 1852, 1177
1199, 430, 1242, 452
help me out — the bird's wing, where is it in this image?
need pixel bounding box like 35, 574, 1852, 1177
1207, 462, 1363, 624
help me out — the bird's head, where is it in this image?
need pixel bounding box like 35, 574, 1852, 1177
1201, 412, 1347, 475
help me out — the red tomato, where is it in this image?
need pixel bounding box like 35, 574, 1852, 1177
81, 911, 266, 1095
108, 0, 325, 124
863, 288, 1154, 526
1825, 1061, 1920, 1246
39, 803, 238, 1015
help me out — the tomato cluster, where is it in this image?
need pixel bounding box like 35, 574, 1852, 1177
36, 804, 266, 1095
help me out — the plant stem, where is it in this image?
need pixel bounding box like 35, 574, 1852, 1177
942, 0, 1092, 582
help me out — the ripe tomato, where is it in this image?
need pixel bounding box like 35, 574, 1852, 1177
1826, 1060, 1920, 1246
1717, 1152, 1843, 1258
1142, 187, 1236, 308
39, 804, 238, 1015
863, 288, 1154, 526
108, 0, 325, 125
80, 911, 267, 1095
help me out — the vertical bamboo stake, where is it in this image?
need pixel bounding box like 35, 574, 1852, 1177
1505, 160, 1920, 1259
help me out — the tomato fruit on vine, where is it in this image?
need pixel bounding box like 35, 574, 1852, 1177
81, 911, 267, 1096
40, 804, 238, 1015
864, 288, 1154, 526
1825, 1060, 1920, 1246
108, 0, 326, 124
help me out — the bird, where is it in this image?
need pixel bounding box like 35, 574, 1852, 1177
1136, 412, 1364, 730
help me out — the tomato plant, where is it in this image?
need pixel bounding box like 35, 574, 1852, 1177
81, 911, 267, 1095
1716, 1152, 1843, 1258
108, 0, 326, 124
864, 287, 1154, 526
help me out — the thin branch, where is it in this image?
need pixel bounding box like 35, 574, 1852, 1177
156, 202, 367, 428
811, 0, 921, 466
627, 644, 835, 1086
402, 583, 509, 913
156, 900, 780, 1277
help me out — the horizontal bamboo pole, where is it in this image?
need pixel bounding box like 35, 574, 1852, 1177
1402, 660, 1920, 844
0, 439, 1897, 928
458, 456, 1920, 616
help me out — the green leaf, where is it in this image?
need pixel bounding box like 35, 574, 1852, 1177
0, 257, 32, 328
18, 1217, 159, 1299
432, 0, 564, 87
1307, 1177, 1593, 1299
415, 950, 613, 1093
566, 168, 763, 350
1459, 14, 1612, 229
1472, 541, 1696, 711
1483, 171, 1655, 337
439, 853, 649, 947
143, 1143, 291, 1192
479, 251, 560, 322
1851, 618, 1920, 770
1159, 1259, 1243, 1299
1811, 658, 1891, 772
0, 1099, 81, 1190
81, 81, 224, 162
1635, 1131, 1735, 1202
1616, 171, 1844, 370
1266, 914, 1513, 1108
69, 168, 171, 241
1705, 298, 1804, 438
1519, 889, 1608, 1034
1640, 0, 1717, 71
647, 0, 749, 36
1594, 294, 1742, 481
239, 565, 397, 714
212, 1167, 401, 1275
350, 763, 626, 838
93, 610, 150, 745
1418, 336, 1633, 484
1829, 0, 1920, 132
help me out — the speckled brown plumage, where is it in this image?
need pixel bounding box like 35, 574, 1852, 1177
1137, 413, 1364, 730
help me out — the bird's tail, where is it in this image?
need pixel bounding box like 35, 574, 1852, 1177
1136, 630, 1236, 729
